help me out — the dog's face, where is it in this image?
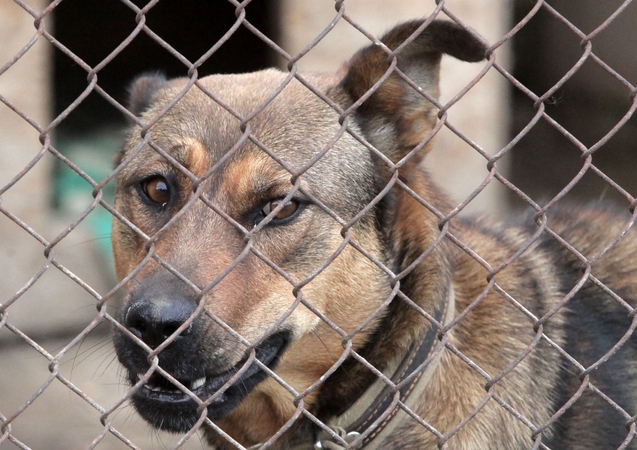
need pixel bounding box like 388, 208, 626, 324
111, 20, 485, 442
112, 71, 393, 430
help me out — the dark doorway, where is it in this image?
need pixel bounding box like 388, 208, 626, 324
53, 0, 280, 132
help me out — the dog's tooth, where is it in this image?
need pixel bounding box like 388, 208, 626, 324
191, 377, 206, 390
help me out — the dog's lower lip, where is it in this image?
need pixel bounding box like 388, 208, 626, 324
137, 374, 206, 391
137, 373, 208, 392
136, 373, 228, 404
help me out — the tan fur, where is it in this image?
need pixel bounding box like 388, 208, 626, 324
181, 137, 209, 178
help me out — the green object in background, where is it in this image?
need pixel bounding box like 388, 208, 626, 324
53, 129, 122, 258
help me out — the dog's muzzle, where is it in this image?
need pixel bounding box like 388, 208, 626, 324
113, 285, 290, 433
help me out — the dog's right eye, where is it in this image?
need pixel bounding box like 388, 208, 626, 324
141, 176, 171, 206
254, 199, 302, 226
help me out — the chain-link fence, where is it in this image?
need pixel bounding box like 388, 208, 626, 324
1, 0, 637, 449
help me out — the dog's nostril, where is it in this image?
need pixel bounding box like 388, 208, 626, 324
181, 323, 194, 336
161, 321, 192, 340
124, 307, 148, 340
130, 320, 146, 337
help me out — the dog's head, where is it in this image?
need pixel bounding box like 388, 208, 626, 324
112, 19, 486, 444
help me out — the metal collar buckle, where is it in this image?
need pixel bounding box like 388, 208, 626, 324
314, 428, 361, 450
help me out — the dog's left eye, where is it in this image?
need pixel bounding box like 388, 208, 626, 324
256, 199, 300, 225
141, 176, 171, 205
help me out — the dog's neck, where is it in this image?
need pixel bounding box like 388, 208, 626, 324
318, 281, 455, 449
306, 169, 457, 446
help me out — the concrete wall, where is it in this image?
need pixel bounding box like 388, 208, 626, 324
0, 3, 133, 449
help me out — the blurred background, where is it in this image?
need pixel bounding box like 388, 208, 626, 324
1, 0, 636, 448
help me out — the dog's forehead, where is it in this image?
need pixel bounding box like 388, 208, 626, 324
132, 69, 345, 165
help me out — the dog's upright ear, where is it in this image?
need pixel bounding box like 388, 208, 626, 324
126, 72, 170, 117
337, 19, 487, 163
126, 72, 191, 119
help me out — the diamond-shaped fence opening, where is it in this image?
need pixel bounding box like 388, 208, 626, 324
1, 0, 637, 449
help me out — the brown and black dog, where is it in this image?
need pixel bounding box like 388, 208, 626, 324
112, 19, 637, 449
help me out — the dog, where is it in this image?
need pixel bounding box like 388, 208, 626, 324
111, 19, 637, 449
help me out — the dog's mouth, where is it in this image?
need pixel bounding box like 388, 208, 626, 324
135, 370, 229, 404
126, 332, 289, 432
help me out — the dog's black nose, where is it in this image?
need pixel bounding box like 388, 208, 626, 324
124, 297, 197, 349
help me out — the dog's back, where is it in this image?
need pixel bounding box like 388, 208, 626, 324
373, 204, 637, 449
539, 205, 637, 448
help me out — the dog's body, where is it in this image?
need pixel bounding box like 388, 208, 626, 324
112, 20, 637, 449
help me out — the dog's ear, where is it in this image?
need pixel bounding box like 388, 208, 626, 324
127, 73, 191, 118
127, 72, 169, 117
337, 20, 487, 163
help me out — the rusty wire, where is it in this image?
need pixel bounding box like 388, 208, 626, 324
1, 0, 637, 449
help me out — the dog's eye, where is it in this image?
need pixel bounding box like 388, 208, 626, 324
257, 199, 300, 225
141, 176, 171, 205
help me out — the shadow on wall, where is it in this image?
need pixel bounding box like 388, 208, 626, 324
509, 0, 637, 208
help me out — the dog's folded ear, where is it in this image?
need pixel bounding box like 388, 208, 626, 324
337, 19, 487, 163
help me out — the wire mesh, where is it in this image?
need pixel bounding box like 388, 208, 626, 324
1, 0, 637, 449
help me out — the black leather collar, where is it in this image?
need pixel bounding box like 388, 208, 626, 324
314, 282, 455, 450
